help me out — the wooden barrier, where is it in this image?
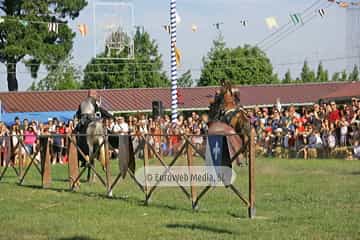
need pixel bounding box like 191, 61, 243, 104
68, 135, 79, 189
1, 131, 256, 218
0, 137, 19, 181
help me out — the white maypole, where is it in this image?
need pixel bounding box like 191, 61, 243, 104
170, 0, 178, 123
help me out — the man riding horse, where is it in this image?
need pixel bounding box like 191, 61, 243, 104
75, 89, 112, 129
209, 80, 251, 164
75, 90, 113, 167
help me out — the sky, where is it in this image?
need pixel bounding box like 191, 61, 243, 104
0, 0, 357, 92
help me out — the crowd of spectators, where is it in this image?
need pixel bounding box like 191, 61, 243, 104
1, 99, 360, 167
250, 98, 360, 159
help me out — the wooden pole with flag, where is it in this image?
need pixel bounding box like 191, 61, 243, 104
170, 0, 178, 123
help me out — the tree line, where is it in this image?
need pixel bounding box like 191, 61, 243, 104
0, 1, 358, 91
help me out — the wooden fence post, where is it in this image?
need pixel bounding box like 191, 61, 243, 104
68, 135, 79, 190
248, 127, 256, 218
41, 138, 51, 188
18, 143, 24, 180
186, 141, 197, 209
143, 136, 150, 204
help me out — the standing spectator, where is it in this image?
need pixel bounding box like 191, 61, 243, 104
329, 101, 340, 124
23, 126, 37, 157
0, 122, 9, 166
51, 126, 64, 164
112, 117, 129, 135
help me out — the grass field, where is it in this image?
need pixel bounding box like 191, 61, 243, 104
0, 157, 359, 240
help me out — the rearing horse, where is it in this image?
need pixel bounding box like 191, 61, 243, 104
208, 81, 251, 162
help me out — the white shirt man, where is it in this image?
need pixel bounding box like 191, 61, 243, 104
112, 117, 129, 135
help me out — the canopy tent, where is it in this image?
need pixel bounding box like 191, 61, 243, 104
0, 111, 76, 126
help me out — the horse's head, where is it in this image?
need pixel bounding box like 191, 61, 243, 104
208, 93, 223, 121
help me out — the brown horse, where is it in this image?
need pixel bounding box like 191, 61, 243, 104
208, 82, 251, 162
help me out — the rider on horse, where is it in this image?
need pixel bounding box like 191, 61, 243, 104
75, 89, 112, 129
217, 79, 242, 124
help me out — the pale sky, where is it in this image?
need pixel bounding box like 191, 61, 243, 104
0, 0, 356, 92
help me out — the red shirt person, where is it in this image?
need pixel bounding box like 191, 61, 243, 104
328, 101, 340, 124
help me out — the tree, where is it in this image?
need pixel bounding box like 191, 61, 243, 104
282, 69, 292, 83
331, 72, 340, 81
0, 0, 87, 91
83, 28, 169, 89
178, 70, 192, 87
340, 70, 348, 81
198, 36, 277, 86
348, 65, 359, 81
300, 61, 316, 82
316, 62, 328, 82
29, 56, 81, 91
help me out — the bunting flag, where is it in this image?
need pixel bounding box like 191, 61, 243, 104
290, 13, 303, 25
265, 17, 278, 29
318, 9, 326, 17
163, 24, 171, 34
213, 22, 224, 30
338, 1, 350, 8
47, 22, 59, 33
191, 24, 198, 32
78, 24, 88, 36
175, 46, 181, 66
176, 12, 181, 25
240, 20, 247, 27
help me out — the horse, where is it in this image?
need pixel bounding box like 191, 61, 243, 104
76, 96, 130, 181
75, 96, 109, 180
208, 83, 251, 164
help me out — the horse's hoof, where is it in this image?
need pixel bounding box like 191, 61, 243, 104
107, 191, 113, 198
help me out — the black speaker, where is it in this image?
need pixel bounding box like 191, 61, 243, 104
152, 100, 164, 117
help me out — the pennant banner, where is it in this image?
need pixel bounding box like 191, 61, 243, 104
78, 24, 88, 36
318, 9, 326, 17
290, 13, 303, 25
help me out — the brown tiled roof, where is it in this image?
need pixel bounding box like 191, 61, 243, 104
0, 82, 359, 113
320, 82, 360, 100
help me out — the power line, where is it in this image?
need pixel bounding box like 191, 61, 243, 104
1, 55, 358, 75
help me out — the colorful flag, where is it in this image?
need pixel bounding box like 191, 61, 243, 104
318, 9, 325, 17
78, 24, 88, 36
265, 17, 279, 29
47, 22, 59, 34
290, 13, 303, 25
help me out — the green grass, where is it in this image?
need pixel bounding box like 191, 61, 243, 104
0, 157, 359, 240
